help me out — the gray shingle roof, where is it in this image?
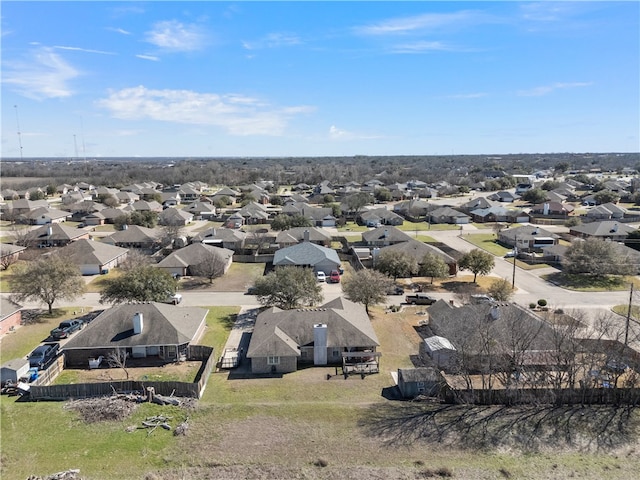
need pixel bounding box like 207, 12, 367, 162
273, 241, 340, 267
63, 303, 208, 349
58, 239, 128, 265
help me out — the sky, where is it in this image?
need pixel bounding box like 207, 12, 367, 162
1, 1, 638, 158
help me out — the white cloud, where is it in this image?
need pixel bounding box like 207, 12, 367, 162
145, 20, 207, 52
2, 47, 79, 99
136, 54, 160, 62
354, 11, 488, 35
390, 41, 463, 54
54, 45, 116, 55
329, 125, 382, 141
517, 82, 592, 97
242, 32, 302, 50
107, 27, 132, 35
96, 86, 315, 136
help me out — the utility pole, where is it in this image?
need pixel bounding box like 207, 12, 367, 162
624, 283, 634, 346
511, 236, 517, 289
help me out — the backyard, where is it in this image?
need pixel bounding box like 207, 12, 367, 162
2, 304, 640, 479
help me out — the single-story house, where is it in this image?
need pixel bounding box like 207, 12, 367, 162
428, 206, 470, 225
275, 227, 332, 247
185, 201, 217, 220
585, 203, 627, 221
22, 206, 71, 225
102, 225, 160, 251
191, 227, 247, 251
57, 239, 129, 275
247, 297, 380, 374
498, 225, 559, 252
0, 243, 26, 265
158, 208, 194, 226
63, 303, 209, 367
155, 243, 234, 278
24, 223, 89, 247
272, 241, 341, 275
377, 239, 457, 275
469, 206, 528, 224
569, 221, 636, 242
361, 226, 413, 247
487, 191, 520, 203
359, 208, 404, 227
393, 199, 431, 217
530, 202, 575, 217
397, 367, 443, 399
0, 298, 23, 336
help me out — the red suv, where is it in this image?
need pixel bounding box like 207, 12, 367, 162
329, 270, 341, 283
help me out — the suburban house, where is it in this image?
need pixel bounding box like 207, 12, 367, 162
377, 239, 458, 275
155, 243, 234, 277
21, 206, 71, 225
585, 203, 628, 221
102, 225, 160, 251
361, 226, 413, 247
191, 227, 247, 251
529, 202, 575, 217
24, 224, 89, 247
393, 199, 431, 218
246, 297, 380, 374
124, 200, 163, 213
272, 240, 341, 275
359, 208, 404, 227
184, 201, 217, 220
469, 206, 528, 224
426, 300, 558, 375
569, 221, 636, 242
0, 243, 26, 265
275, 227, 332, 247
57, 239, 129, 275
282, 203, 336, 227
0, 298, 23, 336
498, 225, 559, 252
428, 206, 471, 225
158, 208, 194, 226
458, 197, 497, 213
63, 303, 209, 367
237, 202, 270, 225
487, 191, 519, 203
116, 191, 140, 204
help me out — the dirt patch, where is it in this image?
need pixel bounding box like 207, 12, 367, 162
62, 361, 202, 383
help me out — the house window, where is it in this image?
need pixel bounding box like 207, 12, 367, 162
332, 349, 341, 358
267, 356, 280, 365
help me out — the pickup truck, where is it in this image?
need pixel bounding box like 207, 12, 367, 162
405, 293, 437, 305
50, 319, 84, 339
28, 343, 60, 370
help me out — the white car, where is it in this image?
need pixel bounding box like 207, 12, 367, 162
316, 271, 326, 282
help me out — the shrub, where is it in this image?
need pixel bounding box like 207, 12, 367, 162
529, 303, 537, 309
537, 299, 547, 308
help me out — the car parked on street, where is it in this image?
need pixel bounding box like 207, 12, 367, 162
405, 293, 437, 305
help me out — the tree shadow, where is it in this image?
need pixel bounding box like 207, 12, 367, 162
358, 402, 639, 453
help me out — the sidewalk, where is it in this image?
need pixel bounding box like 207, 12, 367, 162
218, 306, 258, 370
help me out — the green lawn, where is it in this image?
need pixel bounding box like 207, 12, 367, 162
396, 221, 460, 232
545, 273, 640, 292
336, 222, 368, 232
463, 233, 506, 255
0, 307, 84, 364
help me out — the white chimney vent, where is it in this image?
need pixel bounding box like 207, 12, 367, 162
133, 312, 144, 334
313, 323, 327, 365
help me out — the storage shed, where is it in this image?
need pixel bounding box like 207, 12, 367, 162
1, 358, 30, 384
397, 367, 443, 399
420, 335, 457, 369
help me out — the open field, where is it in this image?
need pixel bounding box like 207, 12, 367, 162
2, 305, 639, 479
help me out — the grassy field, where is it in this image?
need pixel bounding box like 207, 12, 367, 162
2, 305, 639, 479
545, 273, 640, 292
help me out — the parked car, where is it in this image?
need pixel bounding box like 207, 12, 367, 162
405, 293, 437, 305
50, 319, 84, 339
470, 294, 495, 305
164, 293, 183, 305
387, 285, 405, 295
28, 343, 60, 370
504, 250, 516, 258
329, 270, 341, 283
316, 271, 327, 282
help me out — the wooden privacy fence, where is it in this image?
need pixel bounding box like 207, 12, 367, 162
29, 345, 215, 401
443, 387, 640, 406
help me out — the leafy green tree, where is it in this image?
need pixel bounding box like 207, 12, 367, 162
342, 269, 394, 314
344, 192, 373, 214
458, 249, 495, 283
419, 253, 449, 284
10, 254, 84, 314
323, 194, 335, 204
289, 214, 313, 228
374, 188, 392, 202
625, 229, 640, 252
114, 211, 158, 230
487, 278, 514, 301
563, 238, 633, 277
540, 180, 561, 191
100, 265, 178, 304
521, 188, 548, 204
375, 251, 418, 280
269, 195, 283, 206
253, 266, 323, 309
593, 190, 620, 205
214, 195, 232, 208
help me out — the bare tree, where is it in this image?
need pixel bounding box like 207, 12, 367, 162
158, 220, 185, 247
107, 347, 129, 379
10, 223, 36, 248
245, 226, 271, 255
118, 249, 152, 271
191, 250, 228, 283
0, 247, 19, 271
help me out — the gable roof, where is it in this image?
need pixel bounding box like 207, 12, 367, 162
63, 303, 208, 349
379, 239, 456, 265
247, 297, 378, 358
275, 227, 332, 244
103, 225, 159, 244
569, 221, 636, 237
25, 223, 87, 243
361, 226, 413, 244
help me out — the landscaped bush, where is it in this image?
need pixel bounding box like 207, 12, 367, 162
537, 299, 547, 308
529, 303, 537, 309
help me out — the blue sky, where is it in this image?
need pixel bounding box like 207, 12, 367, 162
1, 1, 638, 158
